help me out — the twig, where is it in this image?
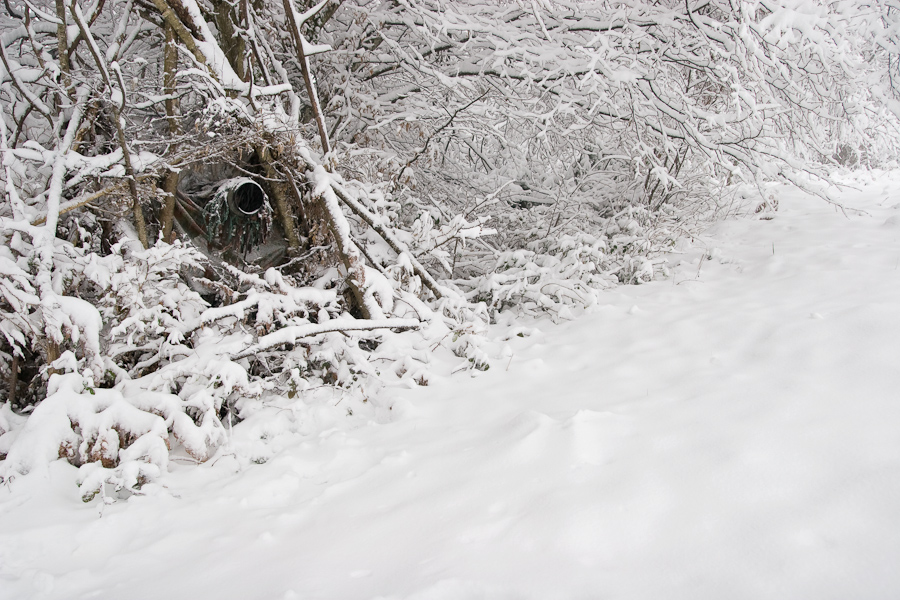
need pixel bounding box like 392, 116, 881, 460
4, 0, 22, 18
394, 90, 489, 184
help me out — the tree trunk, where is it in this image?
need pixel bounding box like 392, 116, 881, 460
212, 0, 247, 81
54, 0, 70, 89
256, 145, 301, 250
7, 355, 19, 407
160, 23, 179, 242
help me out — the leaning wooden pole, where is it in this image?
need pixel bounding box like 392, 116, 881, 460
282, 0, 332, 162
330, 182, 443, 300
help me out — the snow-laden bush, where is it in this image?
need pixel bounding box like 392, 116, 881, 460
0, 226, 479, 499
0, 236, 244, 496
3, 370, 172, 502
466, 236, 618, 319
0, 222, 106, 404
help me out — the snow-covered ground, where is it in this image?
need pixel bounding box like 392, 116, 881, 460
3, 173, 900, 600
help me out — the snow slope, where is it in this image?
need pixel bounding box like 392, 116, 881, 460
3, 174, 900, 599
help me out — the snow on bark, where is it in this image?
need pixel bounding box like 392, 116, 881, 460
310, 165, 385, 318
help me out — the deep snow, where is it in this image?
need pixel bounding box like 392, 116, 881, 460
3, 173, 900, 599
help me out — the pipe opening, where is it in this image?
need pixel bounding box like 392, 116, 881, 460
228, 180, 266, 215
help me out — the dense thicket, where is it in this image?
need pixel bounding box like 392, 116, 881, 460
1, 0, 898, 498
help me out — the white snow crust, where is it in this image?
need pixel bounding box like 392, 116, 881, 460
2, 173, 900, 599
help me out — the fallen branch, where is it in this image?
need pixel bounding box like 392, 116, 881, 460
234, 317, 422, 359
